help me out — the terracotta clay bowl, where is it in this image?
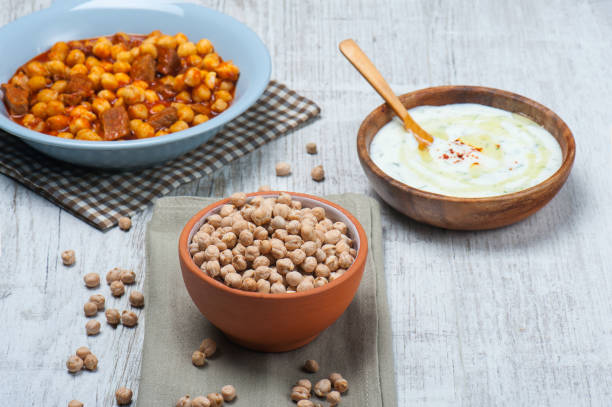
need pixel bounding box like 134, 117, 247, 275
178, 191, 368, 352
357, 85, 576, 230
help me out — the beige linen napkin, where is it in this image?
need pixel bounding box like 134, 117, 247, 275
139, 194, 396, 406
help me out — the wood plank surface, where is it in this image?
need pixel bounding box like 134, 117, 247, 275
1, 0, 612, 405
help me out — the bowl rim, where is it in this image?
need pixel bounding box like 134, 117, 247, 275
178, 191, 369, 300
357, 85, 576, 203
0, 0, 271, 151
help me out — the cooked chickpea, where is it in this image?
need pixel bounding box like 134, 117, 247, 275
37, 89, 58, 103
113, 60, 131, 74
157, 34, 177, 49
177, 105, 195, 123
100, 72, 118, 90
25, 61, 48, 76
28, 75, 48, 92
204, 71, 217, 89
202, 53, 220, 69
197, 38, 214, 55
170, 120, 189, 133
128, 103, 148, 120
177, 41, 197, 57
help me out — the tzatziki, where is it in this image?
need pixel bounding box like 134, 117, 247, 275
369, 103, 563, 198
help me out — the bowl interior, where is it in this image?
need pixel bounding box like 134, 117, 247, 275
359, 85, 576, 200
185, 192, 364, 296
0, 0, 271, 149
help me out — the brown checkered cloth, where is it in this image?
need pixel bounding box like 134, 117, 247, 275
0, 81, 320, 230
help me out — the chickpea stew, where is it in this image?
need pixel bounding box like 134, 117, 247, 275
1, 31, 240, 141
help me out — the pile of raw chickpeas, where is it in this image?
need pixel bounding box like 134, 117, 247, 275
189, 192, 357, 293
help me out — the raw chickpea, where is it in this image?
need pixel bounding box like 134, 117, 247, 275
121, 310, 138, 327
197, 38, 213, 55
206, 393, 223, 407
229, 192, 247, 207
177, 395, 192, 407
177, 105, 195, 123
314, 379, 332, 397
202, 53, 220, 70
106, 268, 121, 284
205, 260, 221, 278
238, 230, 254, 247
334, 377, 349, 393
271, 282, 286, 293
115, 387, 133, 405
314, 264, 331, 278
297, 279, 314, 292
105, 308, 121, 325
306, 142, 317, 154
83, 273, 100, 288
221, 385, 236, 402
285, 270, 304, 287
66, 355, 83, 373
192, 84, 211, 102
275, 162, 291, 176
297, 379, 313, 392
241, 277, 257, 291
225, 272, 242, 288
76, 346, 91, 360
192, 396, 212, 407
169, 120, 189, 133
324, 229, 342, 244
325, 255, 340, 272
110, 280, 125, 297
129, 291, 145, 308
119, 269, 135, 284
326, 391, 341, 405
314, 276, 328, 287
86, 319, 101, 336
291, 386, 310, 402
199, 337, 217, 357
90, 294, 105, 310
256, 279, 271, 293
311, 165, 325, 182
192, 350, 206, 367
84, 302, 98, 317
61, 250, 76, 266
297, 401, 315, 407
192, 114, 209, 125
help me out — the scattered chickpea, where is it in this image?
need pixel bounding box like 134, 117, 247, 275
314, 379, 331, 397
115, 387, 133, 405
121, 310, 138, 327
86, 319, 101, 335
306, 142, 317, 154
89, 294, 105, 311
68, 400, 84, 407
192, 396, 212, 407
118, 216, 132, 231
83, 353, 98, 371
303, 359, 319, 373
275, 162, 291, 176
326, 390, 341, 405
84, 302, 98, 317
297, 401, 314, 407
328, 373, 343, 386
75, 346, 91, 360
206, 393, 224, 407
129, 290, 145, 308
106, 268, 122, 284
66, 355, 83, 373
106, 308, 121, 325
83, 273, 100, 288
291, 385, 311, 402
311, 165, 325, 182
297, 379, 312, 392
192, 350, 206, 367
220, 385, 236, 402
61, 250, 76, 266
334, 378, 349, 393
199, 337, 217, 357
176, 395, 191, 407
110, 280, 125, 297
120, 269, 136, 284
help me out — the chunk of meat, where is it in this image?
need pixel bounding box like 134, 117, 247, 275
156, 46, 181, 76
1, 83, 29, 115
147, 106, 178, 131
151, 83, 176, 99
61, 74, 94, 106
100, 105, 129, 140
131, 54, 156, 83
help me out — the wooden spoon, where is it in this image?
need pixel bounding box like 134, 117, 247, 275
339, 39, 433, 149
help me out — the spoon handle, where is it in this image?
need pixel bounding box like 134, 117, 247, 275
339, 39, 433, 148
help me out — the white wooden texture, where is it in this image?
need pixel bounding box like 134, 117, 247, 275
1, 0, 612, 406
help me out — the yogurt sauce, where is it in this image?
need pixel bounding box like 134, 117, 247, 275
369, 103, 563, 198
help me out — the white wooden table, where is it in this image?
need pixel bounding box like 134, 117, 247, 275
2, 0, 612, 405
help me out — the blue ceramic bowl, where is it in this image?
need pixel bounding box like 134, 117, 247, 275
0, 0, 271, 169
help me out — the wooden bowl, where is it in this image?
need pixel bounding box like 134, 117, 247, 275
178, 191, 368, 352
357, 85, 576, 230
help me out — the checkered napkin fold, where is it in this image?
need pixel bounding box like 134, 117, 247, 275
0, 81, 320, 230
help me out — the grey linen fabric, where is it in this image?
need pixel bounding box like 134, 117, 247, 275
0, 81, 320, 230
139, 194, 396, 406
